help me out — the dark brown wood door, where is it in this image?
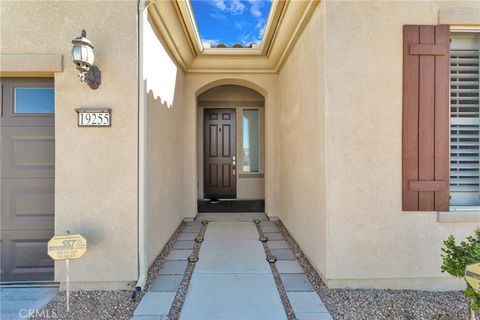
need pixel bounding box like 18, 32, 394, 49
204, 108, 236, 198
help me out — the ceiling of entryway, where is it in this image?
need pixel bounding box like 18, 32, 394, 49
147, 0, 319, 73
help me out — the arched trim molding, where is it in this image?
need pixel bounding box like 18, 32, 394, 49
195, 78, 267, 98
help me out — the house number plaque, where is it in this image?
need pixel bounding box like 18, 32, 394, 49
76, 108, 111, 127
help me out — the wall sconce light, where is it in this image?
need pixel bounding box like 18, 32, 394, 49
71, 30, 101, 89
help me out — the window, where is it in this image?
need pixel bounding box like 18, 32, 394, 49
189, 0, 273, 48
14, 87, 54, 114
450, 32, 480, 209
242, 109, 259, 172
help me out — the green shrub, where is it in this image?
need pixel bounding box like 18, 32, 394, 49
441, 229, 480, 312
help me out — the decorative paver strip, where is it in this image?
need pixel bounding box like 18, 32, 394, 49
276, 260, 304, 274
270, 249, 297, 260
262, 223, 279, 232
256, 222, 296, 320
258, 220, 333, 320
268, 240, 290, 249
165, 221, 209, 320
133, 222, 207, 320
142, 223, 186, 293
286, 292, 329, 313
263, 232, 284, 240
134, 292, 176, 317
280, 274, 315, 292
178, 233, 197, 241
159, 261, 189, 275
274, 220, 327, 292
166, 250, 192, 261
150, 275, 183, 292
273, 221, 333, 319
172, 240, 195, 250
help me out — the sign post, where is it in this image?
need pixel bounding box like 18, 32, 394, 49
48, 232, 87, 312
465, 263, 480, 320
66, 258, 70, 312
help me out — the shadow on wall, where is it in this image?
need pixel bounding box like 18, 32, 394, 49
145, 69, 185, 265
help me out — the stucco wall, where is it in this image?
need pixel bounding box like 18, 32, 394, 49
277, 3, 327, 278
144, 16, 186, 266
324, 0, 480, 289
0, 1, 139, 289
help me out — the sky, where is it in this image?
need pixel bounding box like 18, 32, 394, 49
190, 0, 273, 47
15, 88, 54, 114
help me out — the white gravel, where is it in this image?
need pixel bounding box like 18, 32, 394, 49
32, 223, 186, 320
275, 220, 473, 320
30, 290, 136, 320
320, 289, 470, 320
33, 220, 473, 320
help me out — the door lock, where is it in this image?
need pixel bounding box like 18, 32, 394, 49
232, 156, 236, 175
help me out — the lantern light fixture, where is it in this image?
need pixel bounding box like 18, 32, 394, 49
71, 29, 101, 89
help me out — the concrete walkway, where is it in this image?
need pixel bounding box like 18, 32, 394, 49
0, 286, 58, 320
133, 213, 332, 320
180, 221, 286, 320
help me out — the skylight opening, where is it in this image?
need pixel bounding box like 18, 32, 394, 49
190, 0, 273, 49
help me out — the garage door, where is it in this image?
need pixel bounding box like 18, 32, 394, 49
1, 78, 55, 282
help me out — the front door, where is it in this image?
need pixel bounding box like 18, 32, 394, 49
204, 108, 236, 198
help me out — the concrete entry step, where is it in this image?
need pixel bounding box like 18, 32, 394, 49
194, 212, 268, 222
197, 199, 265, 213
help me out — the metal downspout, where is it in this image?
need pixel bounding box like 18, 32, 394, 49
135, 0, 148, 292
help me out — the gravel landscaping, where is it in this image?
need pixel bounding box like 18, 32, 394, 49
166, 221, 208, 319
30, 290, 136, 320
32, 219, 474, 320
32, 222, 186, 320
256, 222, 296, 320
274, 220, 474, 320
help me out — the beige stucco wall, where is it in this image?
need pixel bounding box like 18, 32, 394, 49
277, 2, 327, 278
197, 86, 265, 200
323, 0, 480, 290
3, 0, 479, 292
144, 16, 186, 266
0, 1, 139, 289
183, 75, 278, 217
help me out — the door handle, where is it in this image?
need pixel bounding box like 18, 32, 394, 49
232, 156, 236, 175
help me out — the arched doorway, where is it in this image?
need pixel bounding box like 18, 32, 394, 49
196, 85, 265, 211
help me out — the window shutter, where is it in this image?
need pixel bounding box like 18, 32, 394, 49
402, 25, 450, 211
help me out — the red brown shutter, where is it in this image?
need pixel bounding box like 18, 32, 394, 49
402, 25, 450, 211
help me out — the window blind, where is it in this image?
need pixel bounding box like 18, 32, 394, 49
450, 33, 480, 207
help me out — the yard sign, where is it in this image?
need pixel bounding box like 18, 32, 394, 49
48, 234, 87, 260
47, 233, 87, 312
465, 263, 480, 291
